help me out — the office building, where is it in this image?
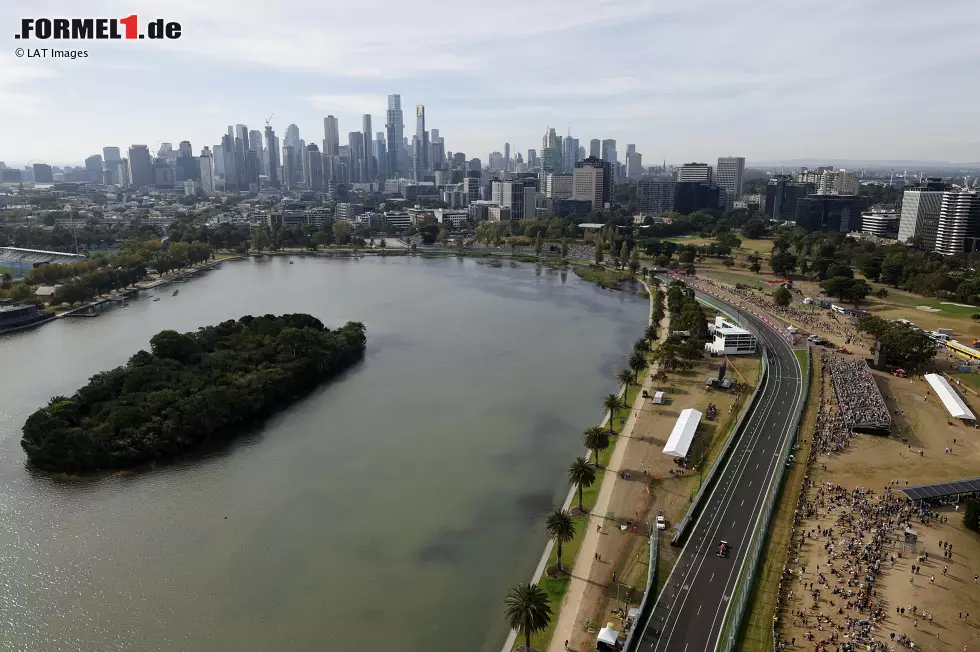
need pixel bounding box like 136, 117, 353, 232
413, 104, 429, 180
934, 191, 980, 256
265, 125, 280, 188
706, 316, 757, 355
153, 158, 175, 188
860, 208, 900, 238
637, 179, 676, 215
84, 155, 103, 183
491, 179, 537, 221
248, 130, 262, 154
795, 195, 863, 232
464, 171, 481, 205
323, 115, 340, 156
32, 163, 53, 183
175, 148, 200, 184
199, 148, 215, 192
677, 162, 713, 183
306, 144, 323, 191
282, 145, 297, 189
285, 124, 300, 148
563, 137, 579, 173
625, 145, 643, 180
348, 131, 364, 184
574, 156, 612, 210
552, 199, 593, 218
601, 139, 617, 167
362, 114, 373, 182
675, 182, 722, 214
102, 147, 121, 165
545, 173, 573, 199
127, 146, 153, 187
504, 142, 511, 172
716, 156, 745, 206
385, 95, 404, 178
375, 132, 388, 180
765, 175, 813, 221
898, 179, 951, 246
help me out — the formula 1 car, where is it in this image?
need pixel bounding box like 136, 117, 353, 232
717, 541, 729, 558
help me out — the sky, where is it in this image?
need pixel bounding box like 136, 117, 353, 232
2, 0, 980, 167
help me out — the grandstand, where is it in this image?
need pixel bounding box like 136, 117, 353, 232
0, 247, 86, 268
946, 339, 980, 362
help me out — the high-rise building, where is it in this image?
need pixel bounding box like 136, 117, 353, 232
430, 129, 445, 171
282, 145, 297, 189
199, 147, 215, 192
375, 132, 388, 181
934, 191, 980, 256
219, 135, 237, 189
465, 170, 481, 205
716, 156, 746, 207
32, 163, 53, 183
362, 114, 373, 182
348, 131, 365, 183
386, 95, 404, 178
177, 141, 193, 158
540, 128, 562, 180
897, 179, 951, 246
84, 155, 103, 183
504, 143, 511, 172
285, 124, 300, 147
637, 179, 676, 215
544, 173, 573, 200
675, 182, 722, 215
626, 145, 643, 180
307, 144, 324, 191
248, 130, 262, 153
491, 178, 537, 220
677, 162, 713, 183
323, 115, 340, 157
265, 125, 280, 188
589, 139, 601, 158
102, 147, 121, 164
563, 137, 579, 173
175, 145, 200, 184
765, 175, 814, 222
413, 104, 429, 180
127, 145, 153, 187
573, 156, 613, 211
601, 139, 617, 167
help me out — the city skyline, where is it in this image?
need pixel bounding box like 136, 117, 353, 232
2, 0, 980, 166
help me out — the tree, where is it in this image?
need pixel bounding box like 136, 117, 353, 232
534, 232, 543, 256
773, 286, 792, 307
332, 220, 352, 246
741, 219, 765, 239
617, 368, 634, 388
594, 243, 604, 265
876, 287, 889, 298
603, 393, 625, 432
583, 426, 611, 468
567, 457, 597, 512
629, 350, 647, 383
619, 241, 629, 269
504, 583, 553, 652
749, 260, 762, 273
560, 238, 569, 258
250, 226, 271, 251
877, 323, 937, 369
644, 323, 659, 343
629, 245, 640, 276
769, 252, 798, 276
722, 257, 734, 268
545, 510, 576, 573
964, 499, 980, 533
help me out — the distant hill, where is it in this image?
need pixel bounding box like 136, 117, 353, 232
747, 159, 980, 170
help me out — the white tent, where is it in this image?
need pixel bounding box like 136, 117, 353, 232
662, 408, 702, 458
924, 373, 976, 420
652, 391, 666, 404
596, 625, 620, 650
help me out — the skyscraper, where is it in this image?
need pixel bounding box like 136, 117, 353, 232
386, 95, 404, 178
414, 104, 429, 180
265, 125, 280, 188
375, 132, 388, 181
349, 131, 365, 183
362, 114, 373, 182
127, 145, 153, 187
199, 147, 215, 192
898, 179, 950, 246
504, 143, 511, 173
248, 130, 263, 154
589, 139, 601, 158
626, 145, 643, 180
935, 190, 980, 255
574, 156, 613, 211
323, 116, 340, 156
563, 137, 579, 173
235, 125, 249, 152
601, 139, 617, 167
716, 156, 746, 207
285, 124, 300, 148
84, 155, 103, 183
102, 147, 121, 164
282, 145, 297, 189
306, 144, 323, 191
677, 162, 713, 183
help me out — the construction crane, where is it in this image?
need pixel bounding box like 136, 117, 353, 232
265, 113, 274, 126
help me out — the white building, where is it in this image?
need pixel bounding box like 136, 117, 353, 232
934, 190, 980, 256
488, 205, 512, 222
491, 179, 536, 221
677, 162, 713, 183
433, 209, 468, 228
705, 315, 757, 355
183, 180, 197, 197
715, 156, 745, 206
860, 208, 900, 238
383, 211, 411, 230
572, 165, 603, 210
898, 189, 944, 246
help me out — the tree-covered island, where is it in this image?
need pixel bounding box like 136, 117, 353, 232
22, 314, 366, 472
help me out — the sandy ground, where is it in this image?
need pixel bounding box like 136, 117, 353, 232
547, 351, 761, 652
772, 360, 980, 652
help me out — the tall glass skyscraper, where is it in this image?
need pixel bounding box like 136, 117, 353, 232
385, 95, 404, 178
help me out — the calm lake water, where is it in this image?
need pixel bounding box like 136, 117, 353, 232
0, 255, 647, 652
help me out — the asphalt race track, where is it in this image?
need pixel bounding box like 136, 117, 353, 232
637, 278, 803, 652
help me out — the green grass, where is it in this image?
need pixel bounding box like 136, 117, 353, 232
573, 265, 645, 295
951, 372, 980, 392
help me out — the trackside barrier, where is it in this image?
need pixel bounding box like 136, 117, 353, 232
671, 351, 769, 545
714, 347, 811, 652
622, 530, 660, 652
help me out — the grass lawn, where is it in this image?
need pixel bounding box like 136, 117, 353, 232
573, 265, 643, 294
737, 239, 775, 255
738, 349, 817, 652
950, 371, 980, 393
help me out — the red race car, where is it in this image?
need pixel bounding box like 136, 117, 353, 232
717, 541, 729, 558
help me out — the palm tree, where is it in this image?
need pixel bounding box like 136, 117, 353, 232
617, 368, 634, 388
583, 426, 611, 467
568, 457, 597, 512
504, 583, 552, 652
629, 351, 647, 383
633, 337, 649, 354
603, 393, 624, 432
644, 324, 658, 343
545, 509, 576, 573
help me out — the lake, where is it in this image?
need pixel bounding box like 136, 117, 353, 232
0, 255, 647, 652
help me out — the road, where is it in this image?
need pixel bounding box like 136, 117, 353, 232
636, 279, 804, 652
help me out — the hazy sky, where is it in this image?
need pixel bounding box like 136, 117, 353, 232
3, 0, 980, 167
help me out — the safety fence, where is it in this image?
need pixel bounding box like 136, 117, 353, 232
622, 529, 660, 652
715, 347, 811, 652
